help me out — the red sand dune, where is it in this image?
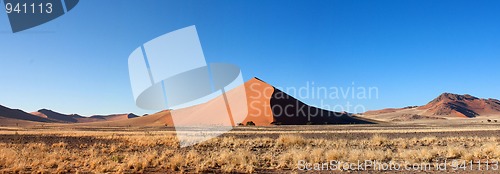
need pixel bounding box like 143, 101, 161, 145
165, 77, 374, 126
175, 77, 374, 126
80, 77, 375, 127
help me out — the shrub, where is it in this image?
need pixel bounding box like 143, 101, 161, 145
370, 134, 388, 146
276, 134, 306, 147
111, 155, 125, 163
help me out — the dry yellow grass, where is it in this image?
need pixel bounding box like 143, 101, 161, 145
0, 129, 499, 173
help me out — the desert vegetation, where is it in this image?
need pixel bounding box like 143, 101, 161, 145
0, 126, 499, 173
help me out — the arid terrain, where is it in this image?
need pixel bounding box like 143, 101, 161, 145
1, 122, 500, 173
1, 78, 500, 173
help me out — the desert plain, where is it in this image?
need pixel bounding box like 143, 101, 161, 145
1, 119, 500, 173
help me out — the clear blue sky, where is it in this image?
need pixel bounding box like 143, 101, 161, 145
0, 0, 499, 115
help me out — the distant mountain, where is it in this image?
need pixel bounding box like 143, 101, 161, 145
31, 109, 139, 123
419, 93, 500, 118
0, 105, 53, 123
364, 93, 500, 121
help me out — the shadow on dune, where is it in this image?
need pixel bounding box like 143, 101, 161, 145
270, 88, 375, 125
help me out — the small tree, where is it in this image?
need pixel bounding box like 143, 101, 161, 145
487, 119, 492, 123
246, 121, 255, 126
237, 123, 244, 126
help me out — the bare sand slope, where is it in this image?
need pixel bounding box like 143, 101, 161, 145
241, 78, 275, 125
363, 108, 444, 122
